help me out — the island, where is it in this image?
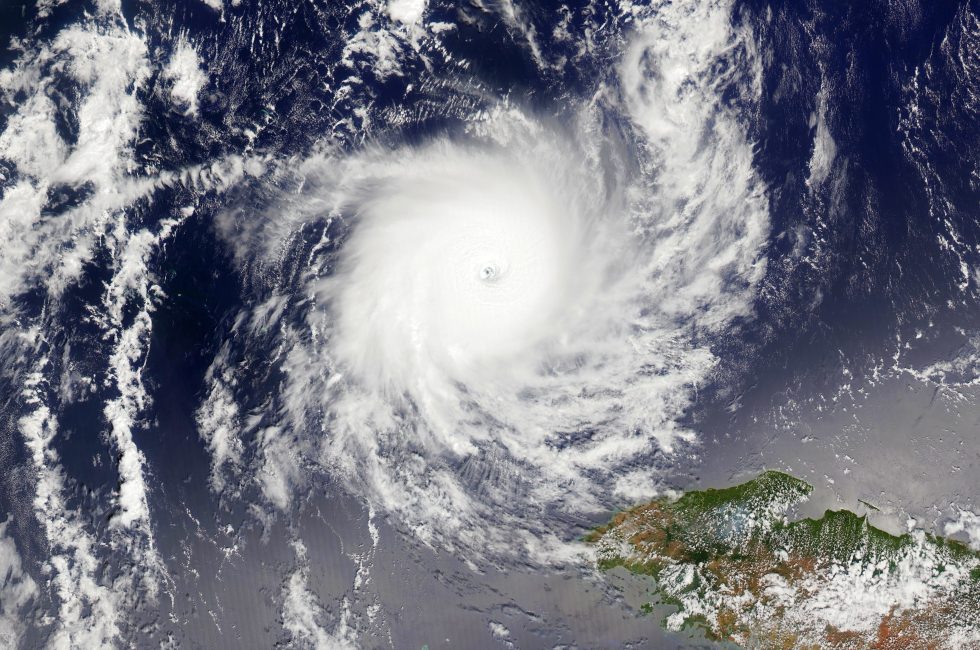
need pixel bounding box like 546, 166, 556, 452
587, 471, 980, 648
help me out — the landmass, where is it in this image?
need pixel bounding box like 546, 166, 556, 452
587, 471, 980, 649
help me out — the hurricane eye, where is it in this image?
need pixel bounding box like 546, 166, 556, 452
479, 264, 498, 281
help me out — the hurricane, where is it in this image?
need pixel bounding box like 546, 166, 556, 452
212, 0, 771, 560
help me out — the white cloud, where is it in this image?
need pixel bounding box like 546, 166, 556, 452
806, 75, 837, 189
387, 0, 426, 25
104, 310, 154, 530
0, 521, 37, 648
0, 22, 148, 307
100, 220, 183, 532
256, 425, 309, 511
0, 92, 68, 179
0, 9, 183, 642
282, 541, 357, 650
488, 621, 514, 648
478, 0, 546, 67
945, 508, 980, 551
196, 343, 244, 492
19, 383, 124, 648
0, 8, 163, 627
163, 36, 207, 117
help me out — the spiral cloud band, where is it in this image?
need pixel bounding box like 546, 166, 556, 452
227, 0, 770, 560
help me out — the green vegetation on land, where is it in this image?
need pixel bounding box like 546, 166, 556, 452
588, 471, 980, 649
